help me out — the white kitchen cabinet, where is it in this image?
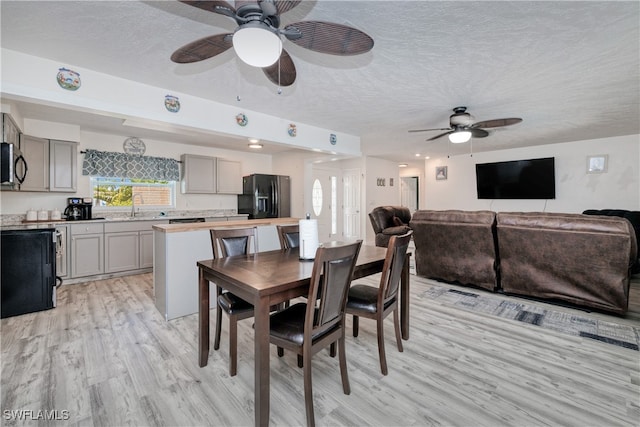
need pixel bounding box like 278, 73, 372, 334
181, 154, 216, 194
2, 114, 20, 145
49, 139, 77, 192
70, 223, 104, 278
139, 230, 154, 268
216, 159, 242, 194
19, 134, 49, 192
55, 225, 69, 279
105, 232, 140, 273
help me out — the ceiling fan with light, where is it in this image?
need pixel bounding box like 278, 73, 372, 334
170, 0, 374, 86
409, 107, 522, 143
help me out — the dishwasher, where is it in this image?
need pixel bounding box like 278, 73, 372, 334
168, 218, 205, 224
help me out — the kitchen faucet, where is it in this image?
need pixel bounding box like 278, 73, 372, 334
131, 193, 144, 217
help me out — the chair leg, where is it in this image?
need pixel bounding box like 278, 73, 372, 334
329, 342, 336, 357
393, 308, 403, 353
376, 316, 388, 376
338, 335, 351, 395
277, 347, 284, 357
303, 347, 315, 427
352, 315, 360, 337
229, 315, 238, 376
297, 354, 303, 368
214, 303, 223, 351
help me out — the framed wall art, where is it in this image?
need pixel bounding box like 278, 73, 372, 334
435, 166, 448, 181
587, 155, 608, 174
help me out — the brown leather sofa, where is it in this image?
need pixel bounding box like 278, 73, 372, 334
410, 210, 637, 314
497, 212, 637, 314
368, 206, 412, 247
409, 210, 499, 291
583, 209, 640, 274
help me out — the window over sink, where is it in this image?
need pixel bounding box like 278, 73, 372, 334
90, 177, 176, 209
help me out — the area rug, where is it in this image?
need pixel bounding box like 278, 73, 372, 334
422, 285, 640, 351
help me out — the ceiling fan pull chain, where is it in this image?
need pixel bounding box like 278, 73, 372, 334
470, 138, 473, 157
277, 55, 282, 95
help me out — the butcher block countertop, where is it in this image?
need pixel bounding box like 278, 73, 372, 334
152, 217, 300, 233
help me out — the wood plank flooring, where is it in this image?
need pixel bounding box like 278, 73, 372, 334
2, 273, 639, 426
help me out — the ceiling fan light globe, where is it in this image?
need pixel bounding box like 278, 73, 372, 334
448, 130, 472, 143
233, 26, 283, 67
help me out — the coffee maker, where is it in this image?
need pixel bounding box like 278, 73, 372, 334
64, 197, 93, 221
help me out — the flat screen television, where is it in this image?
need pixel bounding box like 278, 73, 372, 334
475, 157, 555, 199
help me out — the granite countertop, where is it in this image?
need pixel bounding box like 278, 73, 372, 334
153, 217, 300, 233
0, 210, 248, 229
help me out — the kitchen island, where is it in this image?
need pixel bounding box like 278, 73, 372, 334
152, 217, 300, 320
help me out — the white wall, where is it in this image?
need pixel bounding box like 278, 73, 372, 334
0, 128, 272, 215
423, 135, 640, 212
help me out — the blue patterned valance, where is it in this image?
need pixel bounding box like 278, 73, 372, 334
82, 149, 180, 181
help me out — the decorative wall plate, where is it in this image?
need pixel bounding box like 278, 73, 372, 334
123, 137, 146, 156
236, 113, 248, 127
288, 123, 297, 137
56, 67, 81, 91
165, 95, 180, 112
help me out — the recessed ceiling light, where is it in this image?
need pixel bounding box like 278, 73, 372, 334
424, 156, 430, 159
248, 138, 260, 143
248, 143, 263, 149
415, 153, 421, 157
398, 163, 408, 168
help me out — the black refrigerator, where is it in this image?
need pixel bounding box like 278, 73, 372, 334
1, 228, 56, 318
237, 174, 291, 219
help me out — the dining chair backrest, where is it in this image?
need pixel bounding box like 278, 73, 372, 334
306, 241, 362, 337
210, 227, 258, 259
276, 224, 300, 250
380, 231, 412, 304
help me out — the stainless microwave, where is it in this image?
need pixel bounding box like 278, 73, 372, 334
1, 142, 27, 188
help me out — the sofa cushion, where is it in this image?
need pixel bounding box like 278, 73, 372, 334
382, 225, 411, 235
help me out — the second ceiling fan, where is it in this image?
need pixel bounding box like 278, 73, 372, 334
409, 106, 523, 143
171, 0, 374, 86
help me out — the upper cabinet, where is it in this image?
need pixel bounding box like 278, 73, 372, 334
216, 159, 242, 194
180, 154, 242, 194
181, 154, 217, 194
19, 135, 49, 192
2, 114, 20, 145
49, 140, 77, 192
12, 135, 77, 193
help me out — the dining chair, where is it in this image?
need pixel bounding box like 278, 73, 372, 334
269, 240, 362, 427
209, 227, 258, 377
346, 231, 412, 375
276, 224, 300, 250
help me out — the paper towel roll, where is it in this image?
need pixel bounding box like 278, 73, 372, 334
299, 219, 319, 260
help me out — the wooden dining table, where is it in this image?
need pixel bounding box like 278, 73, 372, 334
197, 244, 411, 426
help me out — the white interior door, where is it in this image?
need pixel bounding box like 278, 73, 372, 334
311, 167, 340, 242
342, 168, 361, 239
401, 176, 419, 213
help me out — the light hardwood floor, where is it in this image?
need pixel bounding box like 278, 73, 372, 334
2, 273, 639, 426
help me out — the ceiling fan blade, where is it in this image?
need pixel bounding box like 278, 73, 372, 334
470, 128, 489, 138
262, 49, 296, 86
284, 21, 374, 55
408, 128, 451, 133
472, 118, 522, 129
427, 131, 454, 141
171, 33, 233, 63
273, 1, 301, 15
180, 0, 236, 16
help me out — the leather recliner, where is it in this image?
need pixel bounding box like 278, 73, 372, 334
368, 206, 412, 247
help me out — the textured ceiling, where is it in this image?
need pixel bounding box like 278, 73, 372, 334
1, 1, 639, 167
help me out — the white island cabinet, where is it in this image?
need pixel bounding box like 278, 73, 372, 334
153, 217, 298, 320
